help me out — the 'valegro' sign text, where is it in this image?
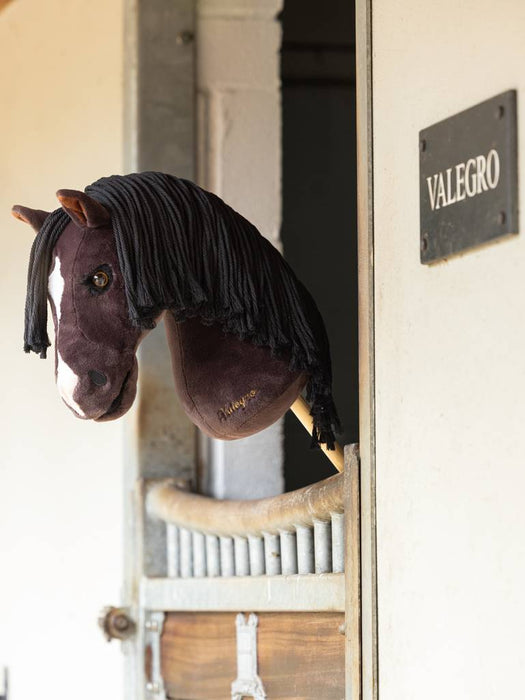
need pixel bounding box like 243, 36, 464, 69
419, 90, 518, 263
426, 149, 500, 211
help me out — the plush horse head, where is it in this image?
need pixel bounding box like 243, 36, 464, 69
13, 173, 340, 445
14, 193, 143, 421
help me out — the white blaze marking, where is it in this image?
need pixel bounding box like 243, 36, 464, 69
57, 351, 85, 418
48, 257, 85, 417
48, 255, 64, 323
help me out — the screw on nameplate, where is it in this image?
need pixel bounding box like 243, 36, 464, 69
231, 613, 267, 700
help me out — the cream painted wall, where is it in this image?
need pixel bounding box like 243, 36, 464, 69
0, 1, 125, 698
372, 1, 525, 697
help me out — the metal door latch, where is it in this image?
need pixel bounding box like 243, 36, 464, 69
145, 612, 167, 700
231, 613, 266, 700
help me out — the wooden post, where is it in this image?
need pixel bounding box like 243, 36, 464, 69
290, 396, 345, 472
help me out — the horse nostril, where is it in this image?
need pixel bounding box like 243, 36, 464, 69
89, 370, 108, 387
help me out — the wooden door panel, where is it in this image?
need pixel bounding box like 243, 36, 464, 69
161, 611, 345, 700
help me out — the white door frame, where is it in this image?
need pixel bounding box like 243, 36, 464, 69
356, 1, 379, 698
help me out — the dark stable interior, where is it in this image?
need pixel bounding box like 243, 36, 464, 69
281, 0, 358, 489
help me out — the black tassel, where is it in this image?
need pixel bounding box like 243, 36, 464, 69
24, 208, 69, 359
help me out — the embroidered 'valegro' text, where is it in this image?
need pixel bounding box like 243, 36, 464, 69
218, 389, 258, 421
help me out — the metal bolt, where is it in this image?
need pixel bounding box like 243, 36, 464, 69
176, 30, 194, 46
496, 104, 505, 119
498, 211, 506, 225
114, 614, 130, 631
421, 233, 429, 253
420, 138, 427, 153
145, 619, 159, 632
98, 606, 135, 642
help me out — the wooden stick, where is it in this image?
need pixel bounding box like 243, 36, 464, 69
290, 396, 345, 472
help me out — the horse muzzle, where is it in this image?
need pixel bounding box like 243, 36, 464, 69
57, 355, 139, 421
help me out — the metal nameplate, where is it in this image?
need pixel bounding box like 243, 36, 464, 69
419, 90, 518, 263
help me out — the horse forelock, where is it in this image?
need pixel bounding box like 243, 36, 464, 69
24, 208, 70, 358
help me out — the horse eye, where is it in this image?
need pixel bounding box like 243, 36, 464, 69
83, 265, 112, 295
92, 270, 109, 288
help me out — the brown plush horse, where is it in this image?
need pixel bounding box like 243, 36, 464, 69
13, 173, 339, 446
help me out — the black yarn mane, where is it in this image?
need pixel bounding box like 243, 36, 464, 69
24, 172, 340, 448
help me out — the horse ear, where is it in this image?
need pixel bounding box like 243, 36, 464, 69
11, 205, 50, 234
56, 189, 111, 229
